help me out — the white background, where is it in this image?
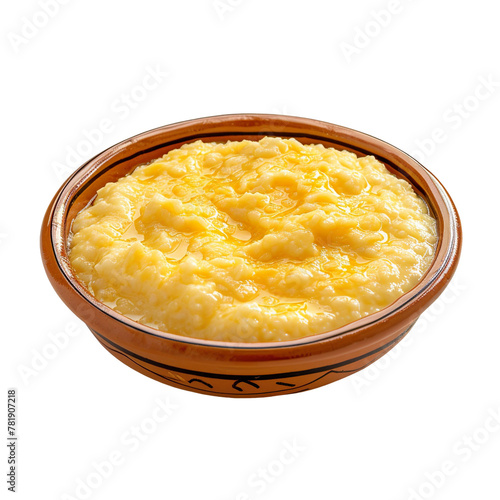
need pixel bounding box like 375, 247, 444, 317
2, 1, 499, 499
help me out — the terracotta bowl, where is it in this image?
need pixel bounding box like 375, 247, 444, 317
40, 114, 461, 398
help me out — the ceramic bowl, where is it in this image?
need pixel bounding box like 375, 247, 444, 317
40, 114, 461, 397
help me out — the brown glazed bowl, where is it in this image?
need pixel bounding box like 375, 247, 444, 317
41, 114, 461, 398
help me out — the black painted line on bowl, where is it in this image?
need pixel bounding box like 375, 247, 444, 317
98, 336, 396, 396
96, 338, 291, 396
95, 339, 207, 389
188, 378, 214, 388
92, 325, 410, 382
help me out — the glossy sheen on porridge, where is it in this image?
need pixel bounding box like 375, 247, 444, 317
69, 137, 437, 342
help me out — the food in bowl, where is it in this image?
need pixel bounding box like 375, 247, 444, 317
69, 136, 437, 343
41, 114, 461, 397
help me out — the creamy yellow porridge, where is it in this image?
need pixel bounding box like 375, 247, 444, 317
69, 137, 437, 342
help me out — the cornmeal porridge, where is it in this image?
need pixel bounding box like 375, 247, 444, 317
69, 137, 437, 342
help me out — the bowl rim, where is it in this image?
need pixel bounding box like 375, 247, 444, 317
45, 113, 461, 350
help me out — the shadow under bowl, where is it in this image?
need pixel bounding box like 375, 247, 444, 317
40, 114, 461, 397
